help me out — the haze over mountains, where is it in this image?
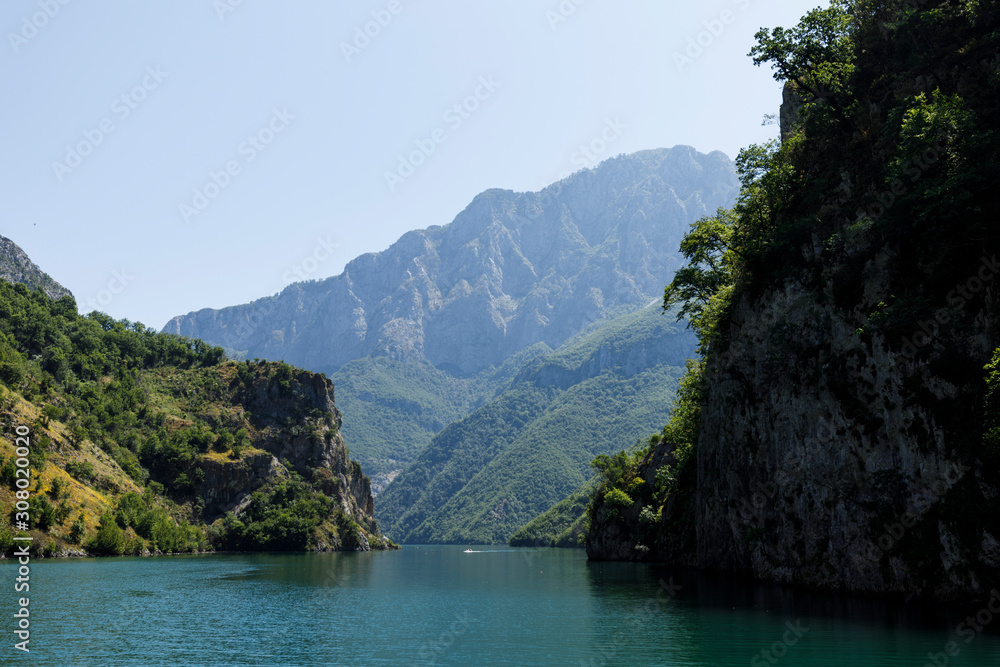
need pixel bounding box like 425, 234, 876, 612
164, 145, 739, 541
164, 146, 736, 374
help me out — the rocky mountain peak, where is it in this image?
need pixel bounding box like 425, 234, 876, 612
0, 235, 73, 300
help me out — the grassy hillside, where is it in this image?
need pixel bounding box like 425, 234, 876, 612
377, 303, 694, 544
0, 281, 393, 556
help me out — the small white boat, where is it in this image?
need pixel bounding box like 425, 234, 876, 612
463, 549, 473, 553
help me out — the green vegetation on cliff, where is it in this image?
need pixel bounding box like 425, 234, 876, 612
587, 0, 1000, 599
0, 280, 394, 556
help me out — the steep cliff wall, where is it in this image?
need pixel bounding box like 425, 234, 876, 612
194, 362, 388, 550
694, 274, 999, 598
586, 0, 1000, 601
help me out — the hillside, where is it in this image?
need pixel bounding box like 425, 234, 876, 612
0, 235, 72, 301
163, 148, 736, 484
377, 302, 694, 544
508, 482, 592, 548
0, 277, 394, 556
330, 343, 553, 486
586, 0, 1000, 602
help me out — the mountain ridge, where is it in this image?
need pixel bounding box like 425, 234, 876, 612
162, 146, 737, 377
0, 235, 72, 301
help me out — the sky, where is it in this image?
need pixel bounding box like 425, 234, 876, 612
0, 0, 819, 331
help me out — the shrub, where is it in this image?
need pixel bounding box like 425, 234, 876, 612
68, 514, 86, 544
602, 487, 635, 521
33, 495, 57, 531
48, 475, 67, 501
65, 460, 95, 482
86, 513, 126, 555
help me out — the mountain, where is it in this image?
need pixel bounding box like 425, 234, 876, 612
585, 0, 1000, 602
329, 343, 551, 487
0, 274, 394, 555
0, 235, 72, 300
376, 302, 695, 544
508, 481, 592, 548
164, 146, 735, 376
164, 146, 739, 485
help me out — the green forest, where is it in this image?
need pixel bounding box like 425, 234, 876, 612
0, 281, 393, 556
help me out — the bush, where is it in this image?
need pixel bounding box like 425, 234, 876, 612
33, 495, 57, 531
86, 513, 126, 555
0, 523, 13, 553
68, 514, 86, 544
213, 431, 234, 453
0, 458, 15, 486
43, 540, 58, 557
65, 460, 95, 482
602, 487, 635, 520
48, 475, 68, 501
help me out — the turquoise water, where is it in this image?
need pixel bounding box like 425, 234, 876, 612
16, 546, 1000, 665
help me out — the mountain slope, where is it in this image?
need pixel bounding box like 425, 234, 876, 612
163, 146, 736, 377
509, 482, 593, 548
331, 343, 551, 486
377, 303, 694, 544
0, 274, 394, 555
163, 146, 737, 488
0, 235, 72, 300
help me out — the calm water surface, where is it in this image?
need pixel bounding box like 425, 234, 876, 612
20, 546, 1000, 665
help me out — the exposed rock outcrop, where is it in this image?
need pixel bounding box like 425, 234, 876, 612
0, 235, 73, 300
163, 147, 738, 377
195, 362, 391, 550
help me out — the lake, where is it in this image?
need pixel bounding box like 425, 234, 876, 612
21, 546, 1000, 665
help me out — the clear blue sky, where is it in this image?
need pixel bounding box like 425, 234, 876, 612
0, 0, 817, 330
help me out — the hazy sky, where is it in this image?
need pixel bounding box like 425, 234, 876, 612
1, 0, 817, 330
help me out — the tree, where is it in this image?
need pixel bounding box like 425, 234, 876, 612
86, 513, 126, 555
748, 1, 855, 112
663, 208, 738, 329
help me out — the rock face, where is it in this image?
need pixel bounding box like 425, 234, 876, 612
199, 452, 289, 518
195, 363, 386, 550
779, 82, 802, 142
162, 146, 739, 376
693, 280, 999, 599
0, 235, 73, 300
586, 4, 1000, 601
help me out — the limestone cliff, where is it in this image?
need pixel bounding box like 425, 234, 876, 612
586, 0, 1000, 601
193, 362, 389, 551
